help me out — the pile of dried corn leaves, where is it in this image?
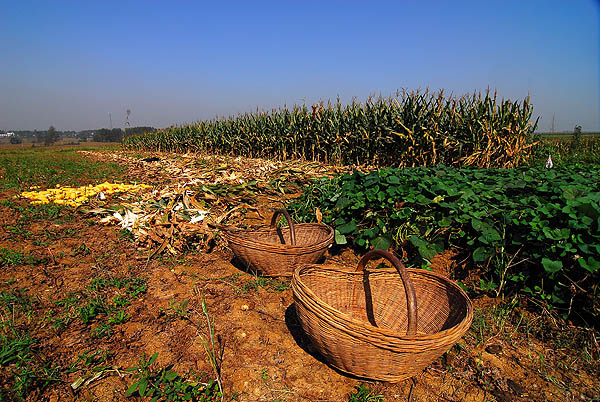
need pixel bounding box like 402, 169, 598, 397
78, 150, 345, 258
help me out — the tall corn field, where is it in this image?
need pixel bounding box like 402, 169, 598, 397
123, 89, 539, 168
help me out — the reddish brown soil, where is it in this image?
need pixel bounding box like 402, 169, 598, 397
0, 151, 598, 402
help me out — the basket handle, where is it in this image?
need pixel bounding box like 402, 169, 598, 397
356, 250, 417, 336
269, 209, 297, 246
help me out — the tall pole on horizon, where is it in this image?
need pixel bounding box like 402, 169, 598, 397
109, 113, 113, 130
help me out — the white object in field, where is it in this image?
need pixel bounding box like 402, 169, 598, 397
112, 210, 138, 231
189, 210, 209, 224
545, 154, 553, 169
98, 191, 106, 200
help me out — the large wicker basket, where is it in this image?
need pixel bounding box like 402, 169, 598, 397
220, 209, 334, 277
292, 249, 473, 382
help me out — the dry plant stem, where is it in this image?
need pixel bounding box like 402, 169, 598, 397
494, 245, 526, 297
199, 299, 224, 401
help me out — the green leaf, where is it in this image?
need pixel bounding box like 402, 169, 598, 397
551, 292, 566, 304
578, 256, 600, 273
386, 175, 400, 184
478, 228, 501, 245
334, 230, 347, 245
337, 220, 358, 235
563, 186, 584, 200
334, 196, 352, 210
438, 216, 452, 227
371, 235, 392, 250
138, 378, 148, 396
541, 258, 563, 274
473, 246, 490, 262
165, 370, 178, 381
148, 352, 158, 366
126, 381, 139, 396
409, 236, 437, 260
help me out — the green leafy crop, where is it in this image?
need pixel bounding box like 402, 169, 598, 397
290, 165, 600, 324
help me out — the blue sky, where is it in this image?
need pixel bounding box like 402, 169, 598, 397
1, 0, 598, 132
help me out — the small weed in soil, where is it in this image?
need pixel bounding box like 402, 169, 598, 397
347, 385, 384, 402
48, 275, 147, 337
239, 275, 290, 294
68, 348, 120, 391
119, 228, 135, 242
0, 248, 47, 267
5, 223, 32, 239
126, 352, 220, 401
0, 289, 60, 400
0, 248, 25, 266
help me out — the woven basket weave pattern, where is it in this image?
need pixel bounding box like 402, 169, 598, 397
292, 252, 473, 382
222, 210, 334, 277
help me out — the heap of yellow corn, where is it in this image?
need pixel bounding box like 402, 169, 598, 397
18, 182, 153, 207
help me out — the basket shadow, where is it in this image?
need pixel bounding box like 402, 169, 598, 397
229, 256, 259, 276
284, 304, 373, 382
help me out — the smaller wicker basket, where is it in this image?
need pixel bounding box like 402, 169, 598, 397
292, 249, 473, 382
220, 209, 334, 277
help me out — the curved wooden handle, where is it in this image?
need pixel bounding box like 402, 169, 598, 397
356, 250, 417, 336
269, 209, 297, 246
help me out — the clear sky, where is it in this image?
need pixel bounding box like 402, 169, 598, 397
1, 0, 598, 132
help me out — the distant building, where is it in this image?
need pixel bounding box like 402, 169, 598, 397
0, 132, 15, 137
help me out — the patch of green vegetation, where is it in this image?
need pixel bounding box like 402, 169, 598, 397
6, 202, 67, 224
291, 165, 600, 325
70, 242, 91, 256
347, 385, 384, 402
465, 300, 599, 384
0, 146, 124, 191
49, 275, 147, 337
126, 352, 220, 401
240, 276, 290, 293
532, 137, 600, 166
0, 248, 48, 267
0, 199, 15, 207
0, 248, 25, 266
0, 289, 61, 401
107, 310, 130, 325
68, 349, 127, 392
5, 223, 32, 239
118, 228, 135, 242
0, 288, 33, 315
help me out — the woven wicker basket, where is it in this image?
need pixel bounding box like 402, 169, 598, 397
221, 209, 334, 277
292, 249, 473, 382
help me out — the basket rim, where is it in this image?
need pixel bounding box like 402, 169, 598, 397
221, 222, 334, 251
292, 263, 474, 343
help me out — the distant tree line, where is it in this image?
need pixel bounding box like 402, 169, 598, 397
3, 127, 156, 144
92, 128, 124, 142
92, 126, 156, 142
